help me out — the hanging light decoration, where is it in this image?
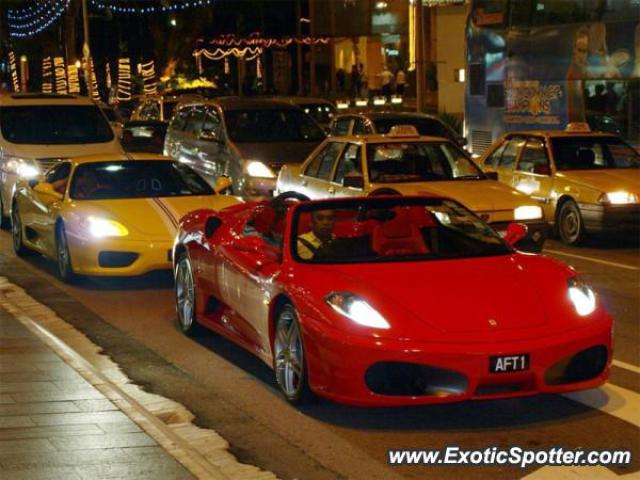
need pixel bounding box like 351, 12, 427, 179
205, 34, 331, 48
54, 57, 68, 94
68, 64, 81, 94
89, 58, 101, 101
42, 57, 53, 93
141, 60, 158, 95
89, 0, 215, 14
194, 47, 263, 62
8, 0, 71, 39
117, 58, 132, 101
8, 52, 20, 93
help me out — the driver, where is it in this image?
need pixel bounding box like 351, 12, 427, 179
73, 169, 102, 198
297, 209, 336, 260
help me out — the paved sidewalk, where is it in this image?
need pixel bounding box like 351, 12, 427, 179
0, 306, 194, 480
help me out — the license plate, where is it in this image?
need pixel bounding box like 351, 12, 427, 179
489, 354, 530, 373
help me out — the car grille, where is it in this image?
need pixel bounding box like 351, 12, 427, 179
36, 157, 66, 172
471, 130, 493, 156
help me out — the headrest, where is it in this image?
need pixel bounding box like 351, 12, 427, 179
576, 149, 595, 168
382, 209, 413, 238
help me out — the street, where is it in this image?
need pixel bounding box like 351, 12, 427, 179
1, 229, 638, 480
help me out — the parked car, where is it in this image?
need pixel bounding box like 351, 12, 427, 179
11, 153, 237, 282
329, 111, 466, 148
276, 126, 548, 251
273, 96, 336, 131
478, 124, 640, 244
173, 193, 611, 405
121, 120, 168, 154
163, 97, 326, 198
0, 93, 123, 229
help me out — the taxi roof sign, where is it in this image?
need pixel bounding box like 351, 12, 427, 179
388, 125, 420, 137
565, 122, 592, 133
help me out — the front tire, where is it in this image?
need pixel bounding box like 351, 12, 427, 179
56, 223, 78, 283
273, 305, 313, 404
175, 254, 205, 336
557, 200, 586, 245
11, 204, 31, 257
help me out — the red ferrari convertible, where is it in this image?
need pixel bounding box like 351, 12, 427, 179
173, 193, 612, 406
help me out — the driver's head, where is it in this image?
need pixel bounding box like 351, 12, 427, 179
311, 209, 335, 242
76, 169, 98, 193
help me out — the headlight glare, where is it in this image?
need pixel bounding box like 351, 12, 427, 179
514, 205, 543, 221
88, 217, 128, 238
5, 156, 40, 179
246, 160, 275, 178
568, 277, 596, 316
600, 191, 638, 205
325, 292, 390, 329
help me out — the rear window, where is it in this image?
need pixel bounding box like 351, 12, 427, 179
552, 136, 640, 170
0, 105, 114, 145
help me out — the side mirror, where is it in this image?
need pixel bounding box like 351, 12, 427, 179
343, 175, 364, 189
214, 176, 233, 194
33, 182, 63, 200
199, 129, 221, 143
204, 216, 222, 238
484, 171, 499, 181
504, 222, 528, 247
533, 164, 551, 176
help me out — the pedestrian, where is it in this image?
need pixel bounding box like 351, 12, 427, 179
336, 68, 346, 92
395, 67, 406, 96
350, 65, 360, 97
380, 65, 394, 99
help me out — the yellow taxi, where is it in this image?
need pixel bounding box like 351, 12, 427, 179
478, 124, 640, 244
276, 126, 549, 251
11, 153, 237, 282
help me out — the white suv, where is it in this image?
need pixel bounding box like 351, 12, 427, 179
0, 93, 123, 227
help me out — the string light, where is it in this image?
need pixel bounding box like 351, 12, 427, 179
8, 0, 70, 39
89, 58, 101, 101
195, 47, 263, 62
68, 64, 81, 93
204, 34, 331, 48
141, 60, 158, 95
89, 0, 215, 15
8, 52, 20, 93
54, 57, 68, 94
117, 58, 132, 101
42, 57, 53, 93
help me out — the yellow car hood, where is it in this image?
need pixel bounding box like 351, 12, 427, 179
385, 180, 533, 213
67, 195, 239, 239
555, 169, 640, 194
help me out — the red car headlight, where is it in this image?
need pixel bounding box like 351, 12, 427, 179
325, 292, 390, 330
568, 277, 596, 316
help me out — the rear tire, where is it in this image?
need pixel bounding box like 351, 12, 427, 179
56, 223, 79, 283
11, 204, 31, 257
273, 304, 314, 405
557, 200, 586, 245
175, 253, 206, 336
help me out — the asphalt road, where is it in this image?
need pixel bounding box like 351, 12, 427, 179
0, 230, 638, 480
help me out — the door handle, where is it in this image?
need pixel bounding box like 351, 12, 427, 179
328, 187, 335, 195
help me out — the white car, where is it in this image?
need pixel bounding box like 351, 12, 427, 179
0, 93, 123, 228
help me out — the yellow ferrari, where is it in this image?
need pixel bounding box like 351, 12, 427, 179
11, 153, 238, 282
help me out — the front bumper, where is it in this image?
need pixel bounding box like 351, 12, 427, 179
68, 233, 173, 277
491, 220, 550, 253
302, 319, 611, 407
580, 203, 640, 234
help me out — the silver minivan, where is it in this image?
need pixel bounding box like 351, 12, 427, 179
163, 97, 325, 198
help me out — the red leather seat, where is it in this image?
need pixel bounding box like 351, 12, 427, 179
371, 208, 429, 256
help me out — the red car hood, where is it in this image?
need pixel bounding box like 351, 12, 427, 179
295, 254, 577, 343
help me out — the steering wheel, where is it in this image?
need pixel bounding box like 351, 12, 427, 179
272, 191, 310, 205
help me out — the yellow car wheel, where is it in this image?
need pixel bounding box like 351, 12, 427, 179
11, 204, 31, 257
56, 223, 79, 284
557, 200, 586, 245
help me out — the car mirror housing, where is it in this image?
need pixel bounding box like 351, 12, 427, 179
504, 222, 528, 247
33, 182, 63, 200
343, 175, 364, 189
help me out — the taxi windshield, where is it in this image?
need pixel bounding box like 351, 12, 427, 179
291, 197, 508, 264
366, 142, 483, 183
69, 161, 213, 200
552, 137, 640, 170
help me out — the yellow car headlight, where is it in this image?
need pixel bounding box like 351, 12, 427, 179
599, 191, 639, 205
88, 217, 128, 238
245, 160, 275, 179
514, 205, 543, 221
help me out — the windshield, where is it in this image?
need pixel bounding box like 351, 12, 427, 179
373, 117, 456, 140
552, 136, 640, 170
292, 198, 508, 264
224, 109, 326, 143
69, 161, 213, 200
0, 105, 114, 144
300, 103, 335, 125
366, 142, 484, 183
